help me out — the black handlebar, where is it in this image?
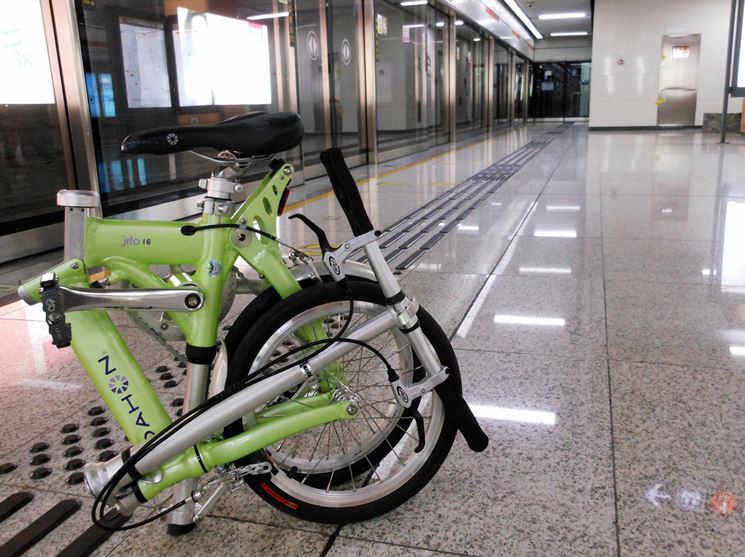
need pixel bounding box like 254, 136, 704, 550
320, 148, 374, 236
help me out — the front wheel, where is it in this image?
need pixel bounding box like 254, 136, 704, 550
224, 281, 460, 523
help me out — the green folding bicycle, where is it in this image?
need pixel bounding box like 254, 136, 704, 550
18, 111, 487, 533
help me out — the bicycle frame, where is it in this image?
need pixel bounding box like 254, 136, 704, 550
19, 159, 456, 519
19, 164, 308, 454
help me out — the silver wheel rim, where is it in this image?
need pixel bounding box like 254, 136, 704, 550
247, 299, 446, 508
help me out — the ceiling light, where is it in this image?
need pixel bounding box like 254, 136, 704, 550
494, 314, 566, 327
503, 0, 543, 40
246, 11, 289, 20
730, 346, 745, 356
539, 12, 586, 20
403, 23, 425, 29
435, 21, 445, 27
400, 0, 428, 5
470, 404, 556, 425
473, 37, 481, 42
455, 19, 464, 26
550, 31, 589, 37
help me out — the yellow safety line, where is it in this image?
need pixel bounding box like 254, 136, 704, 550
284, 132, 501, 212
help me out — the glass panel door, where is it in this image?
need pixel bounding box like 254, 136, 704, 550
433, 12, 449, 145
455, 22, 486, 140
374, 0, 435, 158
0, 0, 73, 262
75, 1, 297, 218
295, 0, 367, 175
493, 43, 510, 127
514, 58, 526, 123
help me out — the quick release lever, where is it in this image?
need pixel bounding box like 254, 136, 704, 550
39, 273, 72, 348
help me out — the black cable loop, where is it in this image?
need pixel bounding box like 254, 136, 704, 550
92, 280, 400, 531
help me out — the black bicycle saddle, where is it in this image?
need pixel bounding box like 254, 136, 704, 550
121, 111, 304, 157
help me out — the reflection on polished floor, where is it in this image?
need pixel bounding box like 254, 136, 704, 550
3, 124, 745, 555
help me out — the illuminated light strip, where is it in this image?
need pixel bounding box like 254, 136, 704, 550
545, 204, 581, 212
494, 314, 565, 326
400, 0, 428, 4
539, 12, 586, 20
551, 31, 589, 37
730, 346, 745, 356
470, 404, 556, 425
518, 266, 572, 274
246, 11, 289, 20
503, 0, 543, 39
534, 229, 577, 238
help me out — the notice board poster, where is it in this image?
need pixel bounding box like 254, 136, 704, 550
119, 17, 172, 108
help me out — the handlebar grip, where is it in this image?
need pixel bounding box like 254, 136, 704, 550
320, 148, 374, 236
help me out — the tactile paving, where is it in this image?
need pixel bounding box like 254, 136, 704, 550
354, 126, 567, 271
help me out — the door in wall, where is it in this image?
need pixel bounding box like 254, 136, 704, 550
657, 34, 701, 127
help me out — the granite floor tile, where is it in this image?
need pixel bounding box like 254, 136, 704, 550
518, 194, 602, 239
493, 236, 603, 279
328, 537, 460, 556
603, 238, 739, 286
453, 275, 606, 359
601, 194, 733, 241
605, 280, 745, 371
611, 360, 745, 556
342, 349, 616, 556
106, 515, 330, 556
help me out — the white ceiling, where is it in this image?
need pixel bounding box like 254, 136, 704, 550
512, 0, 593, 38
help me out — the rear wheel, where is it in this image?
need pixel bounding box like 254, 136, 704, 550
224, 281, 460, 523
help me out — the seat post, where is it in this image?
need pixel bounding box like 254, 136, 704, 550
56, 190, 101, 260
197, 176, 243, 216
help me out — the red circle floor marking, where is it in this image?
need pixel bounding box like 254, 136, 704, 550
709, 491, 739, 515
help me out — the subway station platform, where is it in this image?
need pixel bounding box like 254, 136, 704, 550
2, 123, 745, 555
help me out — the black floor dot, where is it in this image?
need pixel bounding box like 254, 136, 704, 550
30, 454, 50, 466
64, 458, 85, 471
90, 416, 107, 427
30, 467, 52, 480
60, 423, 79, 434
66, 472, 85, 485
95, 438, 114, 449
88, 406, 105, 416
0, 463, 17, 474
160, 373, 174, 380
171, 398, 184, 407
63, 446, 84, 458
157, 365, 169, 373
30, 442, 49, 453
92, 427, 110, 438
62, 434, 81, 445
164, 380, 178, 388
176, 409, 183, 417
178, 362, 187, 369
98, 450, 117, 462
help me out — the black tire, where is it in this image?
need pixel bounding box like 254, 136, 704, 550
225, 275, 405, 487
224, 281, 459, 523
